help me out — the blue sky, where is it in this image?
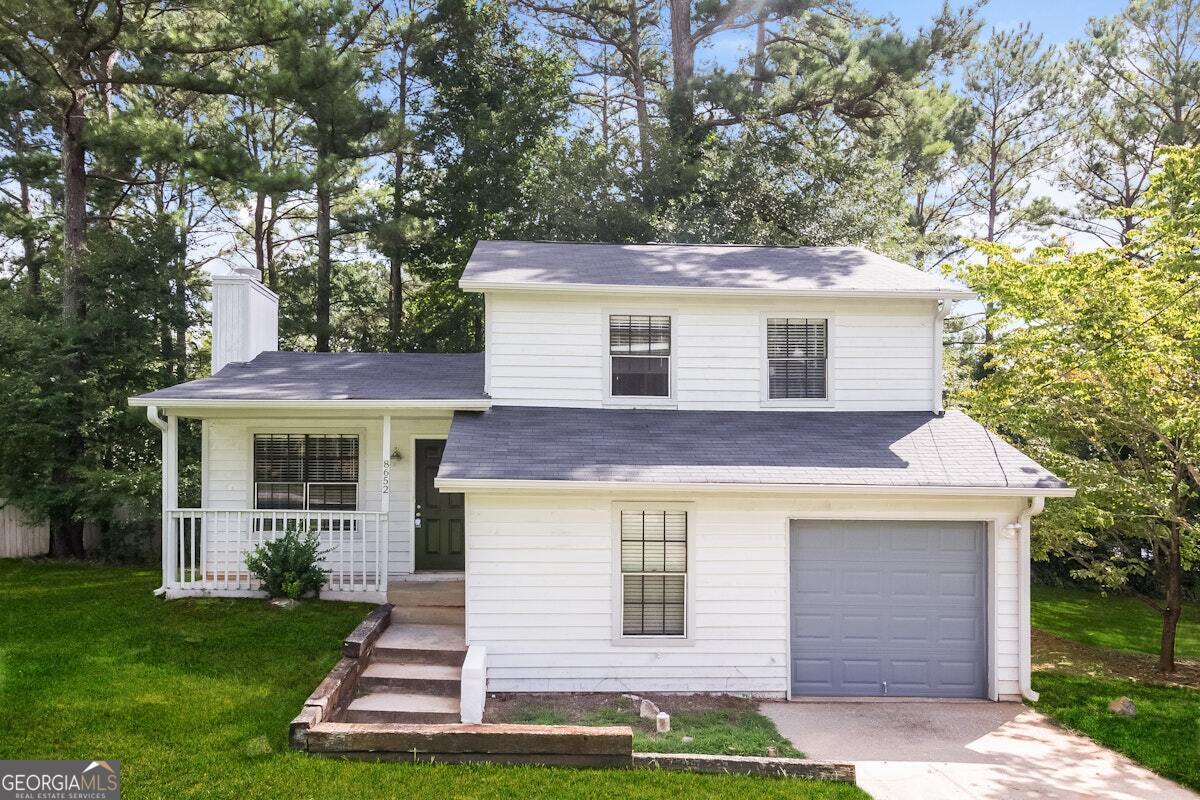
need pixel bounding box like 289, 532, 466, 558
699, 0, 1131, 70
857, 0, 1127, 41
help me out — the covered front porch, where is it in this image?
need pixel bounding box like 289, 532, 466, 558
139, 401, 480, 604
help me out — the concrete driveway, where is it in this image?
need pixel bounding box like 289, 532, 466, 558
760, 701, 1197, 800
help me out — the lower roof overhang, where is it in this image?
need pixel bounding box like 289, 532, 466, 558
130, 397, 492, 418
434, 477, 1076, 498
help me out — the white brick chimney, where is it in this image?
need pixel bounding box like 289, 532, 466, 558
211, 266, 279, 374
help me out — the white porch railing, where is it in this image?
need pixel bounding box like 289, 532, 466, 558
164, 509, 387, 599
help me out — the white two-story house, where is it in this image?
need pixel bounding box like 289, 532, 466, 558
130, 240, 1071, 715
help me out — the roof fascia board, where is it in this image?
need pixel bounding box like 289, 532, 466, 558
459, 279, 975, 301
127, 397, 492, 411
434, 477, 1074, 498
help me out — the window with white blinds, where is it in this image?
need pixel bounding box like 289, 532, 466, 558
253, 434, 359, 511
620, 510, 687, 636
766, 318, 828, 400
610, 314, 671, 397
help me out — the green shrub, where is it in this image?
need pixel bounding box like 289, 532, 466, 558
243, 525, 329, 600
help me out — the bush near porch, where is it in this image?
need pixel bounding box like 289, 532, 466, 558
0, 561, 864, 800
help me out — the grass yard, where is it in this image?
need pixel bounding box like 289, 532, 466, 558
485, 692, 802, 757
1031, 584, 1200, 791
0, 561, 865, 800
1031, 584, 1199, 659
1032, 672, 1200, 791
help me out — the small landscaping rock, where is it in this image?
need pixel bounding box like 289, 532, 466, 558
767, 746, 777, 758
656, 712, 670, 733
269, 598, 298, 610
639, 698, 660, 719
1108, 696, 1137, 716
623, 694, 641, 712
681, 736, 694, 744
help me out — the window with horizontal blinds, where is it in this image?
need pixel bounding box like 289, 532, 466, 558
610, 315, 671, 397
766, 318, 827, 400
253, 434, 358, 511
620, 510, 687, 636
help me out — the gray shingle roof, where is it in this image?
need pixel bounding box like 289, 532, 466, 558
460, 240, 972, 297
132, 351, 486, 402
439, 406, 1067, 491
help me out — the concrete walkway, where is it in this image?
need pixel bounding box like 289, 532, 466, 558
761, 701, 1197, 800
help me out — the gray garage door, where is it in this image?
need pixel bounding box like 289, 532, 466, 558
790, 520, 987, 698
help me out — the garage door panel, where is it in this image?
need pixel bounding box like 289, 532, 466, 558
790, 520, 987, 698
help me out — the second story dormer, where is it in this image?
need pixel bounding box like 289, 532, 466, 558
460, 241, 973, 413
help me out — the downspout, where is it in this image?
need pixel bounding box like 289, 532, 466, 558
146, 406, 169, 597
1018, 495, 1045, 701
932, 299, 950, 414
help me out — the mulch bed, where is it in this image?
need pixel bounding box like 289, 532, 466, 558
1033, 628, 1200, 689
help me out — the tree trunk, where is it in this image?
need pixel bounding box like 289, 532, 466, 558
253, 191, 267, 275
388, 43, 411, 353
315, 152, 333, 353
50, 92, 89, 559
19, 175, 38, 296
751, 13, 766, 97
667, 0, 695, 138
265, 194, 279, 291
628, 0, 652, 199
61, 94, 87, 323
1158, 502, 1184, 673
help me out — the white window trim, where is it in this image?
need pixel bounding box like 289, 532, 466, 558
247, 427, 367, 512
610, 501, 695, 647
759, 312, 836, 408
602, 308, 678, 408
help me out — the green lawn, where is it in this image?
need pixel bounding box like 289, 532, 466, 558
0, 561, 865, 800
508, 704, 802, 757
1032, 672, 1200, 791
1031, 585, 1199, 658
1031, 584, 1200, 791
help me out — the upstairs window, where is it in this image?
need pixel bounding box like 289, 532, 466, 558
766, 318, 828, 400
254, 434, 359, 511
620, 509, 687, 637
610, 314, 671, 397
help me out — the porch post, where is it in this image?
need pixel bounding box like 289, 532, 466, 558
379, 415, 391, 593
156, 410, 178, 591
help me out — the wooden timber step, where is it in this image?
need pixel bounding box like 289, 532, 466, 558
371, 623, 466, 667
359, 662, 462, 696
387, 579, 464, 608
342, 691, 461, 725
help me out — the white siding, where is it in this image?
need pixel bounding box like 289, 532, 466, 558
465, 491, 1027, 698
201, 414, 452, 578
484, 292, 937, 411
0, 503, 49, 558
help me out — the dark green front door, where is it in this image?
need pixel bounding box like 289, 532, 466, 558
415, 439, 465, 571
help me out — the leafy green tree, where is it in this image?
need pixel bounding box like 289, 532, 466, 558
957, 146, 1200, 673
399, 0, 571, 351
1058, 0, 1200, 245
268, 0, 387, 352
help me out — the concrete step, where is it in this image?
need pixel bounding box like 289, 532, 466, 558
342, 690, 460, 724
391, 604, 465, 626
373, 623, 466, 666
387, 579, 464, 608
359, 662, 462, 696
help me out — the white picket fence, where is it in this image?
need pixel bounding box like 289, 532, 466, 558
0, 503, 49, 558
